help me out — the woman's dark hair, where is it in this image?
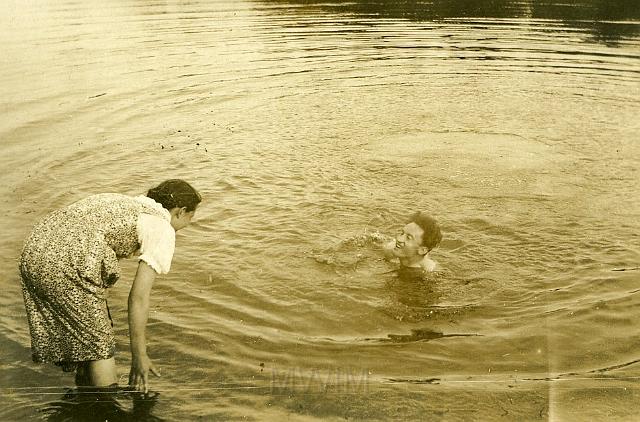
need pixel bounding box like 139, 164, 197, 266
147, 179, 201, 212
408, 212, 442, 251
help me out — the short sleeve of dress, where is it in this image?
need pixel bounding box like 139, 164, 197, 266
137, 213, 176, 274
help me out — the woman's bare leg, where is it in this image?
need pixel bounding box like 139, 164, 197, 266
75, 363, 90, 386
85, 358, 118, 387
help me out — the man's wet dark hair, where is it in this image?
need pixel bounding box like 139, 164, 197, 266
147, 179, 201, 212
408, 212, 442, 251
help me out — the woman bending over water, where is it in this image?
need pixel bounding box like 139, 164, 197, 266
19, 179, 201, 393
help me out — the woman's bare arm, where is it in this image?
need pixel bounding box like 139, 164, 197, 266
128, 261, 161, 393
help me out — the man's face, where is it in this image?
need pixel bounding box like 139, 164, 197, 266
392, 222, 426, 258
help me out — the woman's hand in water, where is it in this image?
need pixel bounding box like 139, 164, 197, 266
129, 353, 161, 394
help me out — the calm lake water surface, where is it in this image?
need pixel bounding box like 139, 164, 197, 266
1, 0, 639, 420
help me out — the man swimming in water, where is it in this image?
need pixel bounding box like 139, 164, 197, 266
383, 212, 442, 272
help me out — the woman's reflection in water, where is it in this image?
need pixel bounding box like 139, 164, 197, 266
43, 386, 163, 422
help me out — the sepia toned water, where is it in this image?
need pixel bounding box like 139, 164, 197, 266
1, 0, 639, 420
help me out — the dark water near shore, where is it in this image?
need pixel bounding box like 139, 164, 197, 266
1, 0, 639, 420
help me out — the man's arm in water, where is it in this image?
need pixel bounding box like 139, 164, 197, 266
382, 240, 396, 261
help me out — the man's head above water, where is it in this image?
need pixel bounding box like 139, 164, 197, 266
385, 212, 442, 271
